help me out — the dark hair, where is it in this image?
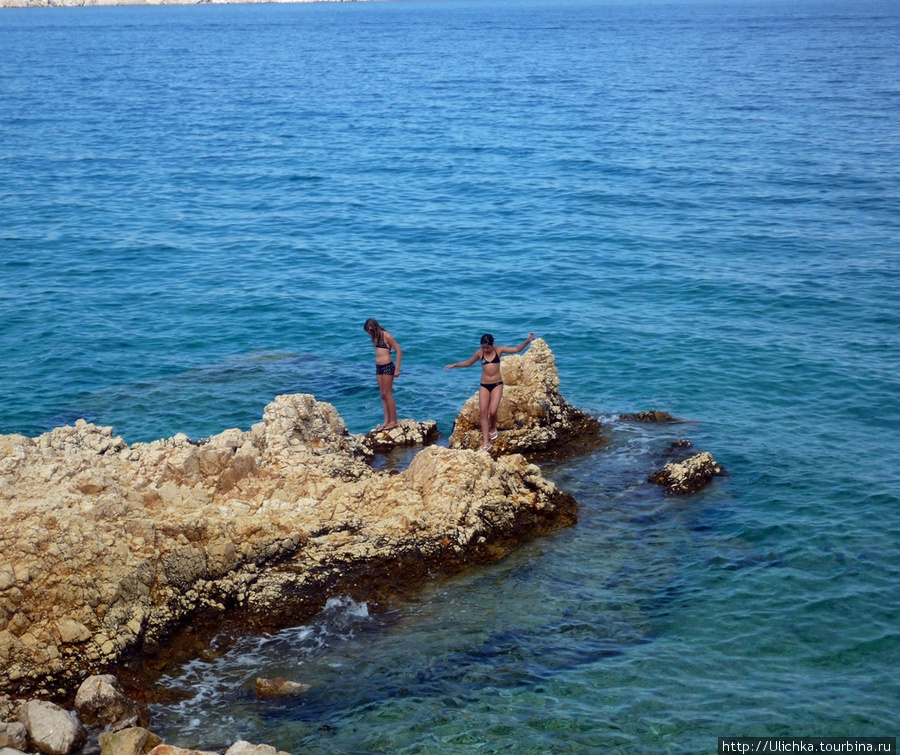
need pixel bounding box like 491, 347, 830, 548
364, 318, 384, 345
480, 333, 494, 346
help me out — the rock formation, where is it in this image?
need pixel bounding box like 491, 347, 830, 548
0, 392, 575, 711
448, 338, 604, 460
649, 451, 724, 495
363, 419, 438, 454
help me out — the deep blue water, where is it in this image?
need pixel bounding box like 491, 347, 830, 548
1, 0, 899, 751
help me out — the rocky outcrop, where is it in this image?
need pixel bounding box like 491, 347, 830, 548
0, 393, 575, 709
649, 451, 724, 495
363, 419, 438, 454
448, 338, 604, 460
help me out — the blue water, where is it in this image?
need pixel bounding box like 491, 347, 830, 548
2, 0, 899, 751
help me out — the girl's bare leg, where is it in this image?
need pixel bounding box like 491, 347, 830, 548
488, 384, 504, 438
479, 386, 492, 448
377, 373, 397, 429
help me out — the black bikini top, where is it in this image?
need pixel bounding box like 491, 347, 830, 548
376, 336, 390, 350
481, 349, 500, 365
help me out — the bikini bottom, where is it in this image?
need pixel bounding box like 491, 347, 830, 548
376, 362, 395, 376
480, 381, 503, 393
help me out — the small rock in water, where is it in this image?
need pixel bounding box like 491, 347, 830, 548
619, 410, 676, 422
649, 451, 724, 495
255, 677, 311, 699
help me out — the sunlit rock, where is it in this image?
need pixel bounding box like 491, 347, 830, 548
19, 700, 85, 755
448, 338, 603, 459
0, 392, 575, 709
649, 451, 724, 495
364, 419, 439, 454
98, 727, 163, 755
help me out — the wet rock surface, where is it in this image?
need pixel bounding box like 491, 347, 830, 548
649, 451, 724, 495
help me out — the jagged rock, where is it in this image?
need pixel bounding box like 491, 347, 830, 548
74, 675, 149, 730
619, 410, 675, 422
0, 722, 27, 750
19, 700, 86, 755
363, 419, 439, 454
98, 727, 163, 755
0, 392, 576, 707
255, 677, 310, 699
448, 338, 603, 460
224, 741, 291, 755
649, 452, 724, 495
0, 748, 27, 755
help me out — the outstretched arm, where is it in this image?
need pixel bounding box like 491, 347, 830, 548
445, 350, 482, 370
498, 332, 535, 355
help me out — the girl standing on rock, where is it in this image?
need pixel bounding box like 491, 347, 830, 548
364, 318, 402, 432
445, 332, 535, 451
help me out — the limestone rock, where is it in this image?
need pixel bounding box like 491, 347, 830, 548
649, 451, 724, 495
0, 722, 27, 750
75, 675, 149, 730
147, 746, 219, 755
448, 338, 603, 459
225, 741, 291, 755
19, 700, 86, 755
364, 419, 439, 454
98, 727, 163, 755
0, 391, 576, 707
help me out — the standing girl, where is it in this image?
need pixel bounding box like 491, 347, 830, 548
445, 331, 535, 451
364, 318, 402, 432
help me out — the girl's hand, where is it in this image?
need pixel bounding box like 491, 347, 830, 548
444, 364, 454, 370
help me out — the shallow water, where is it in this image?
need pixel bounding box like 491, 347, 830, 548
1, 0, 899, 750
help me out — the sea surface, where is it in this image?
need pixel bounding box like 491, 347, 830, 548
1, 0, 899, 751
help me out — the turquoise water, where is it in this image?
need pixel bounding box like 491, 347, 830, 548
1, 0, 899, 751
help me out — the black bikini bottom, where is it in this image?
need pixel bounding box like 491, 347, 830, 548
480, 381, 503, 393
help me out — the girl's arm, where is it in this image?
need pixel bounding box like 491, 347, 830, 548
445, 350, 482, 370
386, 332, 402, 375
499, 332, 535, 355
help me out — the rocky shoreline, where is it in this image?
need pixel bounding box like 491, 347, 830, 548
0, 339, 722, 753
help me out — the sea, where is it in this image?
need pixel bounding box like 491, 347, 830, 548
1, 0, 898, 751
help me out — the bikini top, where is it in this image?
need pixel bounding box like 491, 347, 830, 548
376, 338, 390, 350
481, 349, 500, 365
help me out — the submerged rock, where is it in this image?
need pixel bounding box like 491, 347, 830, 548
448, 338, 604, 460
619, 410, 676, 422
0, 392, 575, 708
649, 451, 724, 495
255, 677, 310, 699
